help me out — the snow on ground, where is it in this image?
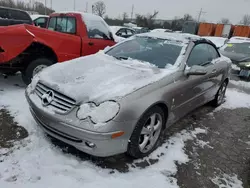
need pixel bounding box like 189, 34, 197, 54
0, 75, 249, 188
231, 64, 241, 71
230, 80, 250, 89
216, 87, 250, 111
211, 174, 243, 188
0, 75, 204, 188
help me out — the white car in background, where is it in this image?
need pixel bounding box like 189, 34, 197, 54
109, 26, 135, 42
30, 14, 49, 28
202, 36, 229, 49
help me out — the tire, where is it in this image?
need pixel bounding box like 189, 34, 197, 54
22, 58, 53, 85
211, 80, 228, 107
127, 106, 166, 158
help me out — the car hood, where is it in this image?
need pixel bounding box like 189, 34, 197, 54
219, 50, 250, 63
35, 52, 175, 104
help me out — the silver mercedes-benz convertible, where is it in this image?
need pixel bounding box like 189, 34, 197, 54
25, 32, 231, 158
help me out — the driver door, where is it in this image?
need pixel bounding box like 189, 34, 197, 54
172, 43, 219, 120
82, 19, 115, 56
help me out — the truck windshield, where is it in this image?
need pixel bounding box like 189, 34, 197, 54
48, 17, 76, 34
106, 36, 183, 68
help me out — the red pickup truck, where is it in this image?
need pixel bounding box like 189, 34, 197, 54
0, 12, 116, 84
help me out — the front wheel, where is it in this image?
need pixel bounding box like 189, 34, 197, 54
211, 81, 228, 107
22, 58, 54, 85
127, 106, 166, 158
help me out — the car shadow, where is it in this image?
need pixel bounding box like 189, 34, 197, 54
48, 104, 215, 173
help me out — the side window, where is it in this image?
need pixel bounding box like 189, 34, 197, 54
9, 10, 30, 21
34, 17, 46, 27
127, 29, 134, 36
85, 19, 111, 40
207, 44, 219, 60
48, 17, 56, 30
187, 43, 211, 67
116, 29, 126, 37
48, 17, 76, 34
0, 9, 9, 19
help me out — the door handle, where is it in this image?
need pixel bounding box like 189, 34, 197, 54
88, 42, 94, 46
211, 69, 217, 74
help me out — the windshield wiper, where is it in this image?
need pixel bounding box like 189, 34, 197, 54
113, 56, 129, 60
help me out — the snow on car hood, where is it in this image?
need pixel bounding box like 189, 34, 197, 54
34, 52, 176, 104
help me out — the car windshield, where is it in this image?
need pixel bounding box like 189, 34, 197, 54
105, 36, 183, 68
221, 42, 250, 54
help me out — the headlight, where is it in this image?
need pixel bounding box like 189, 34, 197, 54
77, 101, 120, 123
239, 62, 250, 67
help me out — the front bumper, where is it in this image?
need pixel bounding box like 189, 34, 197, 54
26, 91, 136, 157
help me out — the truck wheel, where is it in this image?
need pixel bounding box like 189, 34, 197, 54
22, 58, 54, 85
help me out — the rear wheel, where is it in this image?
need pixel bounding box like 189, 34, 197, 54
211, 80, 228, 107
127, 106, 166, 158
22, 58, 53, 85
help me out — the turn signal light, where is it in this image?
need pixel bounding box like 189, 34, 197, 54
111, 131, 125, 139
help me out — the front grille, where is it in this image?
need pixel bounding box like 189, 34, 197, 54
35, 82, 76, 113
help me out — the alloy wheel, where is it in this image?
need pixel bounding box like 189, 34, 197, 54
139, 113, 163, 153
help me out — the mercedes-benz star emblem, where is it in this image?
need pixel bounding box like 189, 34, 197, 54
41, 90, 54, 106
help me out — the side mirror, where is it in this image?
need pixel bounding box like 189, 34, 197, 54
185, 65, 207, 76
109, 31, 115, 41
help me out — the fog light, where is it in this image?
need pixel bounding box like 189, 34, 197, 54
85, 141, 95, 148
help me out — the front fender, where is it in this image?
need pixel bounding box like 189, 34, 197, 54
0, 25, 33, 62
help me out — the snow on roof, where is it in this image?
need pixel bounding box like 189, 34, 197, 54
30, 14, 49, 20
56, 11, 101, 20
150, 28, 167, 33
109, 26, 124, 34
138, 32, 201, 43
202, 36, 228, 48
133, 26, 143, 29
229, 36, 250, 43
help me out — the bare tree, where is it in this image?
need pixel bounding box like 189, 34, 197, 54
240, 14, 250, 25
0, 0, 54, 15
220, 18, 230, 24
171, 16, 183, 31
135, 10, 159, 29
147, 10, 159, 28
183, 14, 193, 21
122, 12, 128, 22
92, 1, 106, 17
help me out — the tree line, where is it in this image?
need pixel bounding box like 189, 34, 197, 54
92, 1, 250, 30
1, 0, 250, 29
0, 0, 54, 15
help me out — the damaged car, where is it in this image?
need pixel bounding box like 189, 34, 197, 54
25, 32, 231, 158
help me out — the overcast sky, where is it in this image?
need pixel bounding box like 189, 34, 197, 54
24, 0, 250, 24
